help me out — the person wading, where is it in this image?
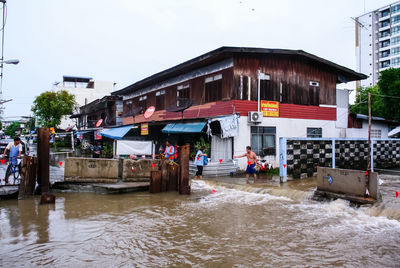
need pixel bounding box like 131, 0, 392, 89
194, 146, 207, 180
3, 137, 22, 184
233, 146, 258, 184
164, 140, 175, 162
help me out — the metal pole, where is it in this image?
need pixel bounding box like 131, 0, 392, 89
37, 128, 50, 194
0, 0, 5, 95
257, 70, 260, 113
71, 131, 74, 152
366, 92, 371, 195
332, 139, 335, 169
370, 139, 374, 172
279, 137, 287, 182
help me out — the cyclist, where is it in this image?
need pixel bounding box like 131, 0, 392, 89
3, 137, 22, 184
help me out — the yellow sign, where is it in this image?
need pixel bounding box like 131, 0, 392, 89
141, 123, 148, 135
50, 127, 55, 134
261, 101, 279, 117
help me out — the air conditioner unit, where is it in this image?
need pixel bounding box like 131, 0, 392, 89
248, 111, 263, 123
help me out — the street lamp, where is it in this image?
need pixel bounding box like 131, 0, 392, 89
0, 59, 19, 65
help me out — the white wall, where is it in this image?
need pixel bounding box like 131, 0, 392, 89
346, 120, 389, 138
57, 80, 115, 130
233, 116, 341, 169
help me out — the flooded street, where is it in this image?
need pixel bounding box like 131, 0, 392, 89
1, 175, 400, 267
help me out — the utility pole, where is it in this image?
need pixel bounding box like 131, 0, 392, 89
366, 92, 371, 196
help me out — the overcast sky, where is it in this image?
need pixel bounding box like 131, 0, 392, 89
1, 0, 395, 119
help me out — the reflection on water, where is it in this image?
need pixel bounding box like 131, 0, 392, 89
0, 177, 400, 267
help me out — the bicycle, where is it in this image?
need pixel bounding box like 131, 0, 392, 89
4, 157, 21, 185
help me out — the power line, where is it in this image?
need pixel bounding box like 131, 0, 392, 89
370, 93, 400, 99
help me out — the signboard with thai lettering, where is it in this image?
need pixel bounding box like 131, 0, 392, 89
261, 101, 279, 117
141, 123, 149, 135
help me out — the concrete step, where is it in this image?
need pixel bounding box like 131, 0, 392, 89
189, 161, 238, 177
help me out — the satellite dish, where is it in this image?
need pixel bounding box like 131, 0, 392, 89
144, 106, 155, 119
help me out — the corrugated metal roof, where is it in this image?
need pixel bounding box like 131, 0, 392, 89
112, 46, 368, 96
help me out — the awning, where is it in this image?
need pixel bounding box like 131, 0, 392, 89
75, 130, 91, 136
100, 125, 133, 140
162, 122, 206, 134
388, 126, 400, 137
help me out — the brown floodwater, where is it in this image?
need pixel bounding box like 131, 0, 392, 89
1, 175, 400, 267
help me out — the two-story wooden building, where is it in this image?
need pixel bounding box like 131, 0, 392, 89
112, 47, 367, 169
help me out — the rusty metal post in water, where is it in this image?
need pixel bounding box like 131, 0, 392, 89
37, 128, 55, 203
18, 155, 38, 200
178, 144, 190, 195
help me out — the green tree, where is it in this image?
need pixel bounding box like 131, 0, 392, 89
31, 90, 76, 128
377, 68, 400, 120
0, 120, 2, 130
5, 122, 20, 137
350, 86, 385, 118
26, 117, 36, 131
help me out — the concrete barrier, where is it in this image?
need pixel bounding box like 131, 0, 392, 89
64, 157, 119, 183
122, 159, 161, 182
316, 167, 379, 202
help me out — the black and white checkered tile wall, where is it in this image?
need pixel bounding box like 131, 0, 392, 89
286, 139, 400, 179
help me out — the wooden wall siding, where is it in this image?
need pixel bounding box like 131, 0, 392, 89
122, 100, 336, 125
122, 68, 234, 115
233, 55, 337, 105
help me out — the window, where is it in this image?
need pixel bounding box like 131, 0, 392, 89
307, 128, 322, 138
393, 25, 400, 35
393, 4, 400, 14
139, 95, 147, 113
259, 73, 278, 101
155, 90, 166, 110
381, 9, 390, 17
126, 99, 133, 113
371, 129, 381, 138
177, 84, 190, 106
392, 57, 400, 66
392, 36, 400, 46
381, 40, 391, 48
239, 75, 250, 100
381, 50, 390, 58
381, 60, 390, 68
380, 29, 390, 38
251, 126, 276, 156
205, 74, 222, 102
381, 19, 390, 27
309, 81, 320, 106
393, 14, 400, 25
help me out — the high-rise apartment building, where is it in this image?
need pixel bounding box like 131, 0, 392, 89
355, 1, 400, 88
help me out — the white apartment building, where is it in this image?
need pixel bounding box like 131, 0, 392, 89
56, 76, 115, 130
355, 1, 400, 88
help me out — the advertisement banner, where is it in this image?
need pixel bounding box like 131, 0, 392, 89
141, 123, 149, 135
261, 101, 279, 117
94, 130, 102, 140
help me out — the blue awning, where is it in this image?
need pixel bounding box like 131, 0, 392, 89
162, 122, 206, 134
75, 130, 91, 136
100, 125, 133, 140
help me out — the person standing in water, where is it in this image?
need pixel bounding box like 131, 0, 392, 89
194, 146, 207, 180
233, 146, 258, 184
